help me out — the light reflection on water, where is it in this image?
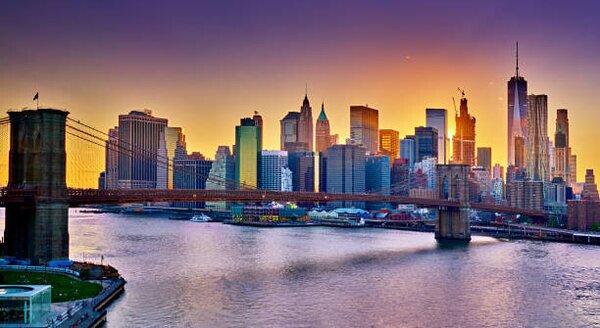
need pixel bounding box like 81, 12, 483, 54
4, 209, 600, 327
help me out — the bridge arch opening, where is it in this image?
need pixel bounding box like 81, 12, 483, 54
452, 174, 460, 200
442, 175, 449, 199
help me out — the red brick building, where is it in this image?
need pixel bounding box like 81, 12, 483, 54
567, 200, 600, 231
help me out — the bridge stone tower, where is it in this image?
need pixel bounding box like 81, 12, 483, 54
435, 164, 471, 241
5, 109, 70, 264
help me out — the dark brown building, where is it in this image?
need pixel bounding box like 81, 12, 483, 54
568, 200, 600, 231
506, 180, 544, 210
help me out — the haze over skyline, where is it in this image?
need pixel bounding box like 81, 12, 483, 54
2, 1, 600, 181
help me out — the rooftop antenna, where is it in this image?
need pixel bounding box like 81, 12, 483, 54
516, 41, 519, 78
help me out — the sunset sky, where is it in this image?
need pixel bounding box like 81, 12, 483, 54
2, 0, 600, 184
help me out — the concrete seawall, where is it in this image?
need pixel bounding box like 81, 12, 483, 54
57, 277, 126, 328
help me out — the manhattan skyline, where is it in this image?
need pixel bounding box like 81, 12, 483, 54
2, 1, 600, 181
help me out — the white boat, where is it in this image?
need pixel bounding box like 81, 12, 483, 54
191, 214, 212, 222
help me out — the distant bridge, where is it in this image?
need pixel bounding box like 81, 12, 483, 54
0, 187, 549, 218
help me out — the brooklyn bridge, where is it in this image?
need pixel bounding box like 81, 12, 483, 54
0, 108, 549, 264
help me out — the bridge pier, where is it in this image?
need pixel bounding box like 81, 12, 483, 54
435, 164, 471, 242
4, 109, 69, 264
435, 207, 471, 241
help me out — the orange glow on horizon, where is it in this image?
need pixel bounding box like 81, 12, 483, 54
1, 49, 598, 187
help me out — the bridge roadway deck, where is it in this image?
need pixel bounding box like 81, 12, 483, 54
0, 188, 549, 218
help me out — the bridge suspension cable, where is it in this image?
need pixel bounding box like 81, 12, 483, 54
65, 117, 253, 191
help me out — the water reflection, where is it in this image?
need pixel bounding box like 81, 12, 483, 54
1, 209, 598, 327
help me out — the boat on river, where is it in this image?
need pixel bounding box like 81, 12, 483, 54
191, 214, 213, 222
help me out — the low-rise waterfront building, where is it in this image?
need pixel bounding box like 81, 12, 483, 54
568, 200, 600, 231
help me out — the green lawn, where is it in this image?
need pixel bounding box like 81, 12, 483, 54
0, 270, 102, 302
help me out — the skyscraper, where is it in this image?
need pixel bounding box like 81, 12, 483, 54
414, 156, 437, 190
569, 154, 578, 185
507, 42, 528, 166
426, 108, 448, 164
105, 127, 119, 189
117, 110, 168, 189
391, 158, 411, 196
554, 109, 571, 183
366, 154, 391, 209
280, 112, 302, 151
284, 142, 310, 153
157, 126, 185, 189
549, 141, 555, 176
493, 163, 504, 180
253, 111, 263, 149
366, 155, 391, 194
206, 146, 236, 210
287, 152, 314, 192
350, 105, 379, 154
235, 117, 262, 189
298, 94, 314, 151
168, 127, 185, 188
315, 102, 337, 155
261, 150, 291, 191
514, 136, 526, 169
507, 180, 544, 210
400, 136, 416, 167
326, 144, 366, 208
319, 155, 328, 192
452, 94, 476, 166
526, 94, 549, 181
379, 129, 399, 166
477, 147, 492, 172
157, 130, 168, 189
582, 169, 599, 201
415, 127, 438, 163
173, 151, 213, 208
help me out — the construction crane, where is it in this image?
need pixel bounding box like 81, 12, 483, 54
457, 87, 465, 98
452, 96, 458, 116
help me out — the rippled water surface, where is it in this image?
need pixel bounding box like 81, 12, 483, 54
61, 210, 600, 327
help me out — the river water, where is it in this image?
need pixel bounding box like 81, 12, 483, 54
49, 210, 600, 327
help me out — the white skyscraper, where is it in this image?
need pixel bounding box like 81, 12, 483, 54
261, 150, 290, 191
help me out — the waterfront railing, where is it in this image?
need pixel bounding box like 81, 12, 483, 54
0, 264, 80, 278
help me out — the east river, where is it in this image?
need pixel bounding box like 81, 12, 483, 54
23, 210, 600, 327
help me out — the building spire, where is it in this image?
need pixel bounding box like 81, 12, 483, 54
513, 44, 522, 138
317, 101, 328, 121
516, 41, 519, 78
